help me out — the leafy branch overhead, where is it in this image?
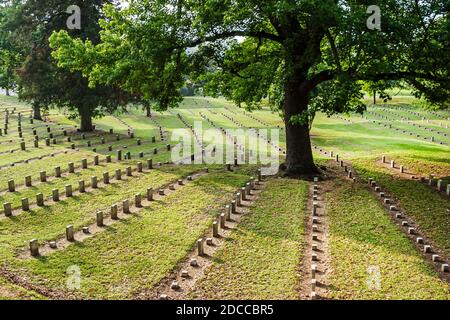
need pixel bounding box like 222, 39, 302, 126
48, 0, 450, 174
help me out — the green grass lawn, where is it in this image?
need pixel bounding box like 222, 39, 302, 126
326, 179, 449, 300
0, 93, 448, 300
12, 170, 252, 299
353, 158, 450, 258
0, 161, 138, 210
0, 277, 44, 300
0, 150, 98, 188
190, 178, 308, 300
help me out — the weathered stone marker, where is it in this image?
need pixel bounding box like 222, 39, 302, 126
40, 171, 47, 182
190, 258, 198, 267
94, 155, 99, 166
213, 221, 219, 237
137, 162, 143, 173
29, 239, 39, 257
36, 193, 44, 207
311, 265, 317, 279
115, 169, 122, 180
96, 211, 104, 227
68, 162, 75, 173
220, 213, 226, 229
231, 200, 237, 214
135, 194, 142, 208
197, 239, 204, 256
111, 204, 118, 220
65, 185, 73, 197
116, 150, 122, 161
7, 179, 15, 192
52, 189, 60, 202
55, 166, 62, 178
123, 199, 130, 214
147, 188, 154, 201
21, 198, 30, 211
106, 155, 112, 163
312, 202, 318, 216
66, 225, 75, 241
3, 202, 13, 216
103, 172, 110, 185
147, 159, 153, 169
81, 158, 88, 169
91, 176, 98, 189
126, 167, 132, 177
241, 188, 247, 201
79, 180, 86, 193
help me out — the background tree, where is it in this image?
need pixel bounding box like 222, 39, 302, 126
0, 1, 22, 97
4, 0, 129, 128
50, 0, 450, 174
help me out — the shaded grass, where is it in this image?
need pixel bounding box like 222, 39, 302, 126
0, 166, 197, 262
353, 158, 450, 258
0, 150, 99, 188
0, 161, 136, 210
326, 179, 449, 300
0, 277, 45, 300
190, 178, 308, 300
14, 170, 251, 299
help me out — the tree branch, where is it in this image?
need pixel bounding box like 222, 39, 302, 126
325, 29, 342, 72
356, 72, 450, 82
183, 30, 283, 48
299, 69, 450, 94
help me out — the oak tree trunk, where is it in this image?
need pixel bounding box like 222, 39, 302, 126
80, 108, 94, 132
33, 103, 43, 121
283, 83, 317, 175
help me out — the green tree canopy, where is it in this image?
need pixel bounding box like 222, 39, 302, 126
50, 0, 450, 173
2, 0, 131, 128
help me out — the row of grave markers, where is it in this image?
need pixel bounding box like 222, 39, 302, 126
381, 156, 450, 197
164, 171, 262, 298
367, 109, 450, 141
29, 172, 203, 257
368, 178, 449, 274
2, 159, 159, 217
312, 143, 450, 277
310, 176, 323, 300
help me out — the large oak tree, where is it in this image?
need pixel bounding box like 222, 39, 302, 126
50, 0, 450, 174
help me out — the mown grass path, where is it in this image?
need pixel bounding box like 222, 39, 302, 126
189, 178, 308, 300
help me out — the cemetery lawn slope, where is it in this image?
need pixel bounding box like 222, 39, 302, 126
353, 159, 450, 258
326, 179, 449, 300
189, 178, 308, 300
0, 277, 45, 300
12, 170, 251, 299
